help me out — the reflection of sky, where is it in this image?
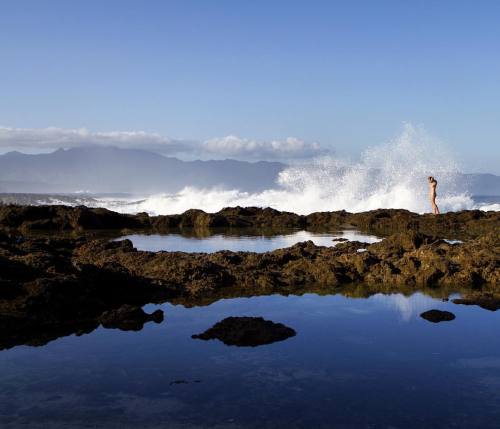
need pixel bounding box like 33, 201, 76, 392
1, 293, 500, 427
372, 292, 447, 321
119, 230, 381, 253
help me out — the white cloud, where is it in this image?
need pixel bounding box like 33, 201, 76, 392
202, 135, 327, 160
0, 126, 328, 161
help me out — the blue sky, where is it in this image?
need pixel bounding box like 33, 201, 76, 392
1, 0, 499, 171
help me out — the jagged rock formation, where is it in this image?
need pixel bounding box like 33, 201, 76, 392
0, 205, 498, 349
1, 204, 498, 238
74, 230, 498, 294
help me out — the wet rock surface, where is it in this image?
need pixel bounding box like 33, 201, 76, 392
0, 205, 498, 349
192, 316, 296, 346
420, 309, 456, 323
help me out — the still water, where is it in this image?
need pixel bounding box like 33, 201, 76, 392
117, 230, 382, 253
1, 291, 499, 428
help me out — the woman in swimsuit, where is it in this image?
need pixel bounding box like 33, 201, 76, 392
428, 176, 440, 215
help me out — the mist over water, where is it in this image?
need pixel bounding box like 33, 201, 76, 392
104, 124, 498, 215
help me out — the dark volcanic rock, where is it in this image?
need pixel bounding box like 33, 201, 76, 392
0, 205, 498, 349
0, 233, 173, 349
420, 309, 456, 323
74, 230, 499, 292
98, 305, 164, 331
0, 204, 148, 232
1, 204, 498, 238
192, 316, 296, 346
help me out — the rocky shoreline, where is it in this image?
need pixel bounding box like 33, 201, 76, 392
1, 204, 498, 237
0, 204, 498, 350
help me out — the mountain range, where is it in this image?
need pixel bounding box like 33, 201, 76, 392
0, 146, 285, 193
0, 146, 499, 196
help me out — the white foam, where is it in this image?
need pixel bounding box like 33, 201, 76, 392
101, 124, 497, 215
478, 203, 500, 211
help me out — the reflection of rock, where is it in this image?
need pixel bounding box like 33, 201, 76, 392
192, 316, 296, 346
0, 317, 99, 351
98, 305, 163, 331
420, 309, 456, 323
0, 205, 499, 349
453, 293, 500, 311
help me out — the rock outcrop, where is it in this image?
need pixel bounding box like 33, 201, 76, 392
74, 230, 499, 294
420, 309, 456, 323
0, 233, 171, 349
0, 205, 498, 349
0, 204, 148, 232
1, 204, 498, 238
192, 316, 296, 346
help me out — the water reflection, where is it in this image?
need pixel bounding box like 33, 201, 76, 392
373, 292, 456, 321
118, 229, 381, 253
1, 291, 499, 428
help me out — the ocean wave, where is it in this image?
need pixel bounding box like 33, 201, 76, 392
101, 124, 496, 215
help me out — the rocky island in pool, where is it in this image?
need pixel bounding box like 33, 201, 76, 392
0, 204, 498, 350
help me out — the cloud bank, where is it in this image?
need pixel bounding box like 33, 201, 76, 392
0, 126, 187, 153
0, 126, 328, 161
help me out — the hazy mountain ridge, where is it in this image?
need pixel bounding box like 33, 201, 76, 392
0, 146, 286, 193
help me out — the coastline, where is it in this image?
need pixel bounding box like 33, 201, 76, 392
0, 204, 498, 350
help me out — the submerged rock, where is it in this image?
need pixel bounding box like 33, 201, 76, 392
420, 309, 456, 323
192, 316, 296, 346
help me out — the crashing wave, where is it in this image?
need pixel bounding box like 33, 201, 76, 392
102, 124, 494, 215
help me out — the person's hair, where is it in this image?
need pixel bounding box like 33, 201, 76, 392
428, 176, 433, 181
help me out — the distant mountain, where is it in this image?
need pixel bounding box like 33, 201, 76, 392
455, 173, 500, 196
0, 147, 499, 196
0, 146, 286, 193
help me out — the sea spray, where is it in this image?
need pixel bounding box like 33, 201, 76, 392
103, 124, 485, 215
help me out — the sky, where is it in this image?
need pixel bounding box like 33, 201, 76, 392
1, 0, 499, 171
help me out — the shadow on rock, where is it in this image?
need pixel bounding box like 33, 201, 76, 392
420, 309, 456, 323
192, 316, 296, 347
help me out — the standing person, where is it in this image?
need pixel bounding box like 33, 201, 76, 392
428, 176, 440, 214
